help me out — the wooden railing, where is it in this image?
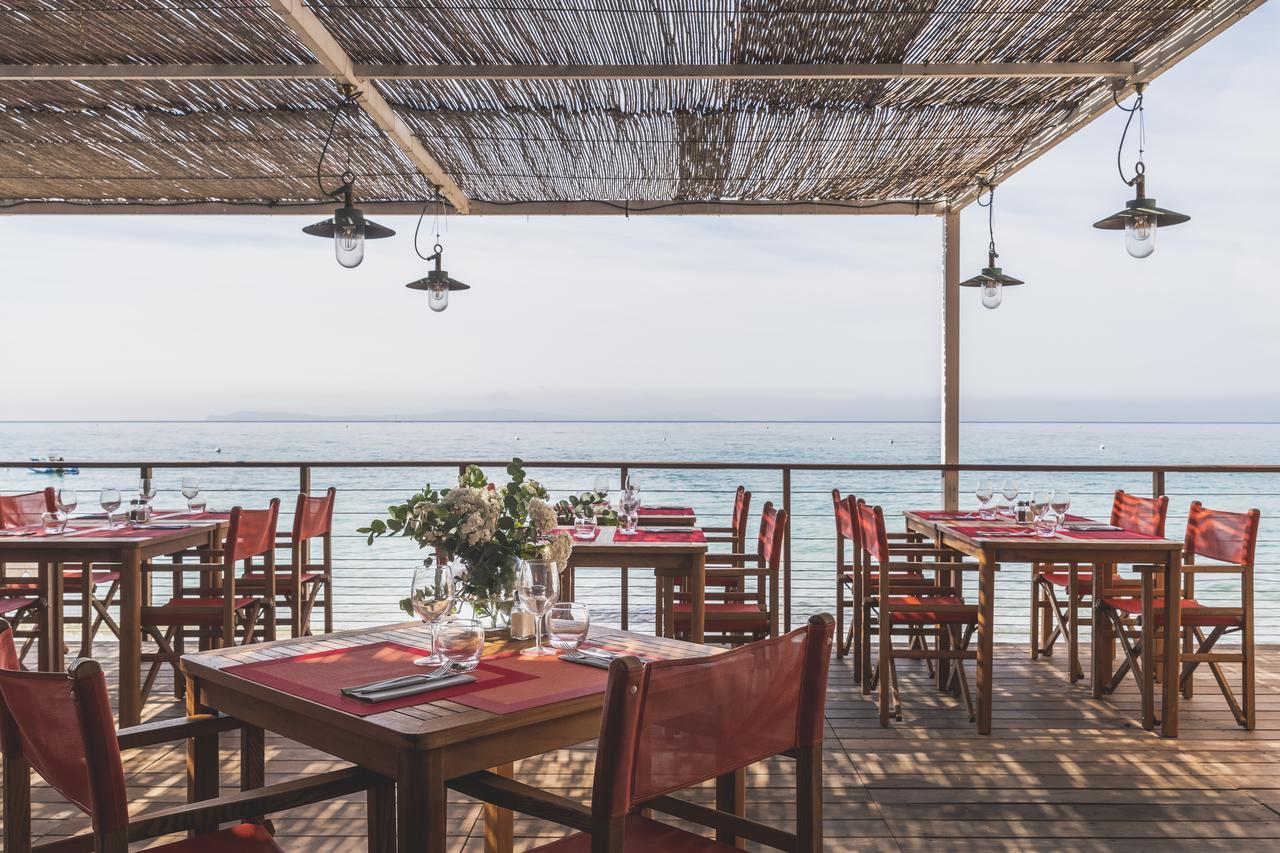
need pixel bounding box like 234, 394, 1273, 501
4, 459, 1279, 636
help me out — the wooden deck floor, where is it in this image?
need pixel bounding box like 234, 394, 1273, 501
8, 642, 1280, 851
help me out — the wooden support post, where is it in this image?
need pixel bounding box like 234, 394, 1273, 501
941, 210, 961, 510
782, 467, 793, 632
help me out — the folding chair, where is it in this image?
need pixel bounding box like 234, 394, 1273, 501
239, 488, 336, 637
452, 613, 834, 852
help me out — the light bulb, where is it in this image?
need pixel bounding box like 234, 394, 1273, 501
335, 221, 365, 268
1124, 214, 1156, 259
980, 280, 1002, 310
428, 284, 449, 312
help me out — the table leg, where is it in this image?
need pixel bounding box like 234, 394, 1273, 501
1160, 551, 1183, 738
1067, 563, 1081, 684
620, 568, 629, 631
369, 776, 396, 853
691, 554, 706, 644
936, 556, 955, 692
484, 763, 514, 853
184, 674, 219, 836
398, 752, 447, 853
1140, 570, 1156, 731
661, 575, 675, 639
1092, 565, 1116, 700
976, 556, 996, 735
39, 562, 64, 672
120, 547, 143, 727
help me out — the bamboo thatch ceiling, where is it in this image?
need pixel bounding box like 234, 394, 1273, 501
0, 0, 1266, 214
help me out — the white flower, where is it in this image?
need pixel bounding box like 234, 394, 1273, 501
441, 486, 500, 546
541, 532, 573, 568
528, 498, 558, 535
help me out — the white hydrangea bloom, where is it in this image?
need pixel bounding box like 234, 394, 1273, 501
528, 498, 558, 535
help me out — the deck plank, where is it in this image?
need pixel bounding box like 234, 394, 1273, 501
4, 642, 1279, 850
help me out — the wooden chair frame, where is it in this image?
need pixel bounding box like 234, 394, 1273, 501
1031, 490, 1168, 684
0, 628, 391, 853
239, 488, 337, 637
702, 484, 751, 553
1097, 502, 1259, 730
451, 614, 834, 853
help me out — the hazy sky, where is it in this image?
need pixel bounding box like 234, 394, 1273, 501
2, 6, 1277, 422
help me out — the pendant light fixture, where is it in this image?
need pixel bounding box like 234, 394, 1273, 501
302, 84, 395, 268
960, 179, 1024, 310
1092, 83, 1189, 258
405, 190, 470, 312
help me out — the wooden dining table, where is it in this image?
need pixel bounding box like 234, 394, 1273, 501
903, 510, 1185, 736
0, 510, 230, 726
181, 622, 715, 853
560, 524, 708, 642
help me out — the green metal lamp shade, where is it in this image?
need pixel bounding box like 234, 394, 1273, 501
960, 267, 1024, 288
406, 269, 471, 292
1092, 196, 1190, 230
302, 206, 397, 239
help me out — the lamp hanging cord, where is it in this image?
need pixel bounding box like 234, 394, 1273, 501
975, 178, 998, 258
414, 187, 443, 261
315, 86, 361, 199
1113, 84, 1146, 187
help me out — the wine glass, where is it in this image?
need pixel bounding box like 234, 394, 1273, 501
138, 478, 157, 503
518, 559, 561, 657
409, 562, 457, 667
618, 487, 641, 535
593, 475, 611, 504
975, 480, 995, 519
57, 488, 78, 519
100, 487, 121, 527
1050, 489, 1072, 531
1031, 490, 1052, 536
180, 477, 200, 511
1000, 479, 1021, 515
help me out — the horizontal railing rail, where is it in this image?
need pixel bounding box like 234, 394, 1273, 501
4, 458, 1279, 638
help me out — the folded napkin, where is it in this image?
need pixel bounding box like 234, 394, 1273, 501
561, 647, 652, 669
146, 523, 192, 530
1064, 523, 1122, 532
340, 672, 475, 702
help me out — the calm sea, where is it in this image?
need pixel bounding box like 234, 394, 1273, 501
2, 421, 1277, 641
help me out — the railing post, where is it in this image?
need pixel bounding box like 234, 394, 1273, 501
1152, 469, 1165, 499
782, 467, 792, 632
299, 465, 311, 496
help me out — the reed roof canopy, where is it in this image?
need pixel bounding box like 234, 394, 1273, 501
0, 0, 1267, 217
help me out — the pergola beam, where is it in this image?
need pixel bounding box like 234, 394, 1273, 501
949, 0, 1267, 208
0, 61, 1134, 82
262, 0, 470, 214
0, 198, 947, 217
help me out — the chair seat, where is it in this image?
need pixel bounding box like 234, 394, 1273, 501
1043, 571, 1095, 590
142, 597, 259, 626
532, 814, 741, 853
1, 567, 118, 592
151, 823, 284, 853
884, 595, 976, 624
1101, 596, 1244, 627
239, 571, 324, 589
843, 569, 927, 584
0, 597, 37, 616
672, 601, 769, 630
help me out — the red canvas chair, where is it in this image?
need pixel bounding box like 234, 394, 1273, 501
453, 614, 834, 852
673, 502, 784, 644
239, 488, 336, 637
833, 489, 937, 668
0, 620, 388, 853
702, 485, 751, 552
1098, 501, 1260, 729
1031, 490, 1168, 682
858, 500, 980, 726
0, 488, 119, 660
139, 500, 279, 703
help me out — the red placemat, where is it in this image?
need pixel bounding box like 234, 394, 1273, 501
947, 524, 1042, 539
1057, 528, 1164, 541
222, 641, 616, 717
639, 507, 695, 517
912, 510, 1090, 523
155, 510, 231, 523
614, 529, 707, 544
553, 526, 601, 543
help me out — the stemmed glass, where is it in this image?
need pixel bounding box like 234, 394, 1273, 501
1050, 489, 1072, 532
409, 562, 457, 667
1000, 479, 1021, 516
593, 475, 611, 505
138, 478, 157, 503
618, 486, 641, 534
1031, 490, 1053, 536
57, 488, 78, 519
180, 477, 200, 511
975, 480, 995, 519
100, 488, 122, 527
518, 559, 561, 657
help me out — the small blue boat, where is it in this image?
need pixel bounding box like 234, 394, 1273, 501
28, 456, 80, 476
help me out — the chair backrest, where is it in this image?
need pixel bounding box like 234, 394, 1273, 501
292, 487, 337, 543
855, 499, 890, 564
225, 499, 281, 567
1111, 490, 1170, 538
832, 489, 855, 543
0, 489, 55, 529
1184, 501, 1261, 566
755, 501, 783, 565
731, 485, 751, 535
0, 621, 128, 838
591, 614, 833, 823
